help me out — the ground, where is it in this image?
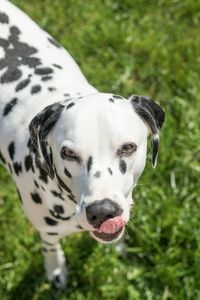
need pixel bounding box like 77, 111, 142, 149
0, 0, 200, 299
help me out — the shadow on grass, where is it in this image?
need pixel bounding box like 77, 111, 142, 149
8, 264, 60, 300
8, 235, 97, 300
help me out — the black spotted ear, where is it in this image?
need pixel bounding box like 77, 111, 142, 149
29, 103, 64, 178
129, 95, 165, 167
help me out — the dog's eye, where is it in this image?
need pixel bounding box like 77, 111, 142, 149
61, 147, 80, 161
118, 143, 137, 156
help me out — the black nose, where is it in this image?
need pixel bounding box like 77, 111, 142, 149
86, 198, 123, 228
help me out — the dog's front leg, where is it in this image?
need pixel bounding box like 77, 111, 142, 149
40, 233, 67, 289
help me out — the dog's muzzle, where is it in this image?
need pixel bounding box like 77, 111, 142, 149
86, 198, 126, 242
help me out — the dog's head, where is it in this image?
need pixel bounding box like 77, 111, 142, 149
29, 93, 165, 243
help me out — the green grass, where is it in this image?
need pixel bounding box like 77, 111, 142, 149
0, 0, 200, 299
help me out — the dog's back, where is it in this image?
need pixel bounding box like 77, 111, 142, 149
0, 0, 96, 169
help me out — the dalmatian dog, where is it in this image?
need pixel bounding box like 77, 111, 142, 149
0, 0, 165, 288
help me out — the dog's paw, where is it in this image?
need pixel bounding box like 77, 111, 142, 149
51, 266, 67, 289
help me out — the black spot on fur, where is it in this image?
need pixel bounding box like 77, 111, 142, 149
35, 67, 53, 75
44, 217, 58, 226
49, 210, 60, 219
48, 37, 61, 48
87, 156, 93, 173
50, 249, 56, 252
38, 166, 48, 184
55, 169, 74, 196
41, 247, 56, 253
49, 147, 53, 165
1, 68, 22, 83
41, 247, 48, 253
41, 76, 52, 81
60, 214, 72, 221
54, 205, 64, 214
27, 137, 37, 157
27, 137, 32, 149
24, 154, 33, 171
0, 150, 6, 164
67, 194, 77, 204
0, 38, 9, 48
15, 78, 30, 92
46, 232, 58, 235
23, 57, 41, 68
34, 180, 39, 188
31, 192, 42, 204
3, 98, 18, 116
113, 95, 123, 100
10, 25, 20, 36
58, 185, 62, 192
48, 87, 56, 92
64, 98, 71, 103
0, 25, 41, 84
8, 142, 15, 160
51, 190, 64, 201
64, 93, 70, 97
31, 85, 41, 94
52, 63, 62, 69
94, 171, 101, 178
64, 168, 72, 178
49, 210, 74, 221
66, 102, 75, 109
108, 167, 113, 175
0, 12, 9, 24
77, 225, 84, 230
13, 162, 22, 176
119, 160, 127, 174
54, 275, 61, 285
42, 240, 54, 246
41, 246, 56, 253
109, 98, 114, 103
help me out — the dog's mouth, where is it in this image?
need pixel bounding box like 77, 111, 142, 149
91, 226, 124, 242
90, 216, 126, 243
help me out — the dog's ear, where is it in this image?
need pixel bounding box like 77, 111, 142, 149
129, 95, 165, 167
29, 103, 64, 178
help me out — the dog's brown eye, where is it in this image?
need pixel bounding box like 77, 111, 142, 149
118, 143, 137, 156
61, 147, 79, 161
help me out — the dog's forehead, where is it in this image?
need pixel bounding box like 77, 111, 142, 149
68, 93, 129, 123
63, 93, 141, 125
52, 93, 148, 150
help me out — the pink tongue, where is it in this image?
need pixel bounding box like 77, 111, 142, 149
97, 216, 125, 234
